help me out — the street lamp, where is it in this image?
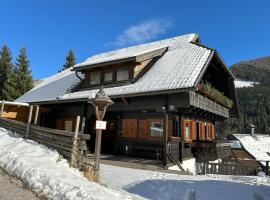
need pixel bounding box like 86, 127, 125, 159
91, 86, 114, 170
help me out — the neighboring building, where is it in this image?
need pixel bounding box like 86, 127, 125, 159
15, 34, 239, 165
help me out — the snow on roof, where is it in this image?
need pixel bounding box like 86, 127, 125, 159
16, 68, 80, 103
16, 33, 213, 103
74, 34, 197, 69
233, 134, 270, 166
234, 80, 258, 88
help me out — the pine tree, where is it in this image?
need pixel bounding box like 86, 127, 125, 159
13, 47, 33, 99
60, 49, 76, 72
0, 45, 16, 101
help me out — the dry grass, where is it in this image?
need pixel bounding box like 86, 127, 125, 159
81, 164, 99, 182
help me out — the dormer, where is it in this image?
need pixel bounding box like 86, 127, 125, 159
73, 46, 168, 89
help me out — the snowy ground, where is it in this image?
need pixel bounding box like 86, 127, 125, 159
234, 134, 270, 166
0, 127, 270, 200
101, 164, 270, 200
0, 128, 135, 200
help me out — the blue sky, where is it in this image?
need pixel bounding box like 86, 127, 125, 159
0, 0, 269, 79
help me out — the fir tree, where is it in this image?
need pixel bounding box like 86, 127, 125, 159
0, 45, 16, 100
60, 49, 76, 72
13, 47, 33, 99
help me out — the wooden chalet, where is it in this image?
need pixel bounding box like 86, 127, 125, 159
14, 34, 239, 166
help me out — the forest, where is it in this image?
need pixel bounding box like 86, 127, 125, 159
222, 56, 270, 135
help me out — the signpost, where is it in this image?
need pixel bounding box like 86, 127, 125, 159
91, 87, 114, 171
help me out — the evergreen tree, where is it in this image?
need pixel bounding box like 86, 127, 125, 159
13, 47, 33, 99
60, 49, 76, 72
0, 45, 16, 100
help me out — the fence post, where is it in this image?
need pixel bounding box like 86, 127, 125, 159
34, 106, 39, 125
0, 100, 5, 117
266, 161, 269, 176
71, 116, 81, 168
25, 105, 33, 139
80, 117, 86, 134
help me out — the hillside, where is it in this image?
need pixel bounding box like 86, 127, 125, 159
231, 56, 270, 84
223, 56, 270, 135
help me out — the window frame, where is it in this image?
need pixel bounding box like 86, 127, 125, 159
103, 69, 114, 83
116, 67, 130, 82
89, 70, 101, 85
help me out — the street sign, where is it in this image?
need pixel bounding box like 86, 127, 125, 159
95, 120, 107, 130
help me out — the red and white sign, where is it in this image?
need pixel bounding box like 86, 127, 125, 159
95, 120, 107, 130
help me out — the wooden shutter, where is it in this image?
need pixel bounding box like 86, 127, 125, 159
191, 121, 197, 140
212, 125, 216, 139
122, 119, 138, 137
168, 120, 173, 136
57, 119, 64, 130
200, 122, 205, 140
138, 120, 148, 138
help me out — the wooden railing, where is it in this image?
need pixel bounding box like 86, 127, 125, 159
0, 117, 90, 159
198, 162, 258, 176
0, 117, 27, 136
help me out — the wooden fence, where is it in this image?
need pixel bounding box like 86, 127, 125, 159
198, 162, 258, 176
0, 117, 90, 159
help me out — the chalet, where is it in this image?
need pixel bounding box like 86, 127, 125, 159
13, 33, 238, 166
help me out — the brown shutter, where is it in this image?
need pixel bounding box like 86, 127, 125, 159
212, 125, 216, 139
191, 121, 197, 140
57, 119, 64, 130
200, 123, 205, 140
138, 120, 148, 138
168, 120, 173, 136
122, 119, 138, 137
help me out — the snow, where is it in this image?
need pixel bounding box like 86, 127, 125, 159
16, 34, 212, 103
234, 134, 270, 166
101, 164, 270, 200
1, 127, 269, 200
169, 158, 196, 175
0, 128, 136, 200
228, 140, 242, 149
74, 34, 197, 69
234, 80, 257, 88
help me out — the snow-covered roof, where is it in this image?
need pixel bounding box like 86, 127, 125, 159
234, 134, 270, 166
16, 33, 213, 103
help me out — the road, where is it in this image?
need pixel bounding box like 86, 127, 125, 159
0, 168, 41, 200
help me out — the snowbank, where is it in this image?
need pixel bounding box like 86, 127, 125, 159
0, 128, 136, 200
234, 134, 270, 166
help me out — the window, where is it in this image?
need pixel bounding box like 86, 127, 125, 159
104, 71, 113, 83
116, 68, 129, 81
150, 121, 163, 137
185, 125, 191, 138
89, 71, 101, 85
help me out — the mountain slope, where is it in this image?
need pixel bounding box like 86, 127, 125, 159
223, 57, 270, 135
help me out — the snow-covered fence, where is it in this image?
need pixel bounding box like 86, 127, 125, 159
0, 117, 90, 160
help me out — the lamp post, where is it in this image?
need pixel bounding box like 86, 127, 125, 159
91, 86, 114, 170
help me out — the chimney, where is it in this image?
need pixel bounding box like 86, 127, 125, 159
250, 124, 256, 136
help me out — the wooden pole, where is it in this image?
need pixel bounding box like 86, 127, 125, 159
80, 117, 86, 134
163, 107, 168, 167
25, 105, 33, 139
94, 128, 102, 170
0, 100, 5, 117
34, 106, 39, 125
71, 116, 81, 168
